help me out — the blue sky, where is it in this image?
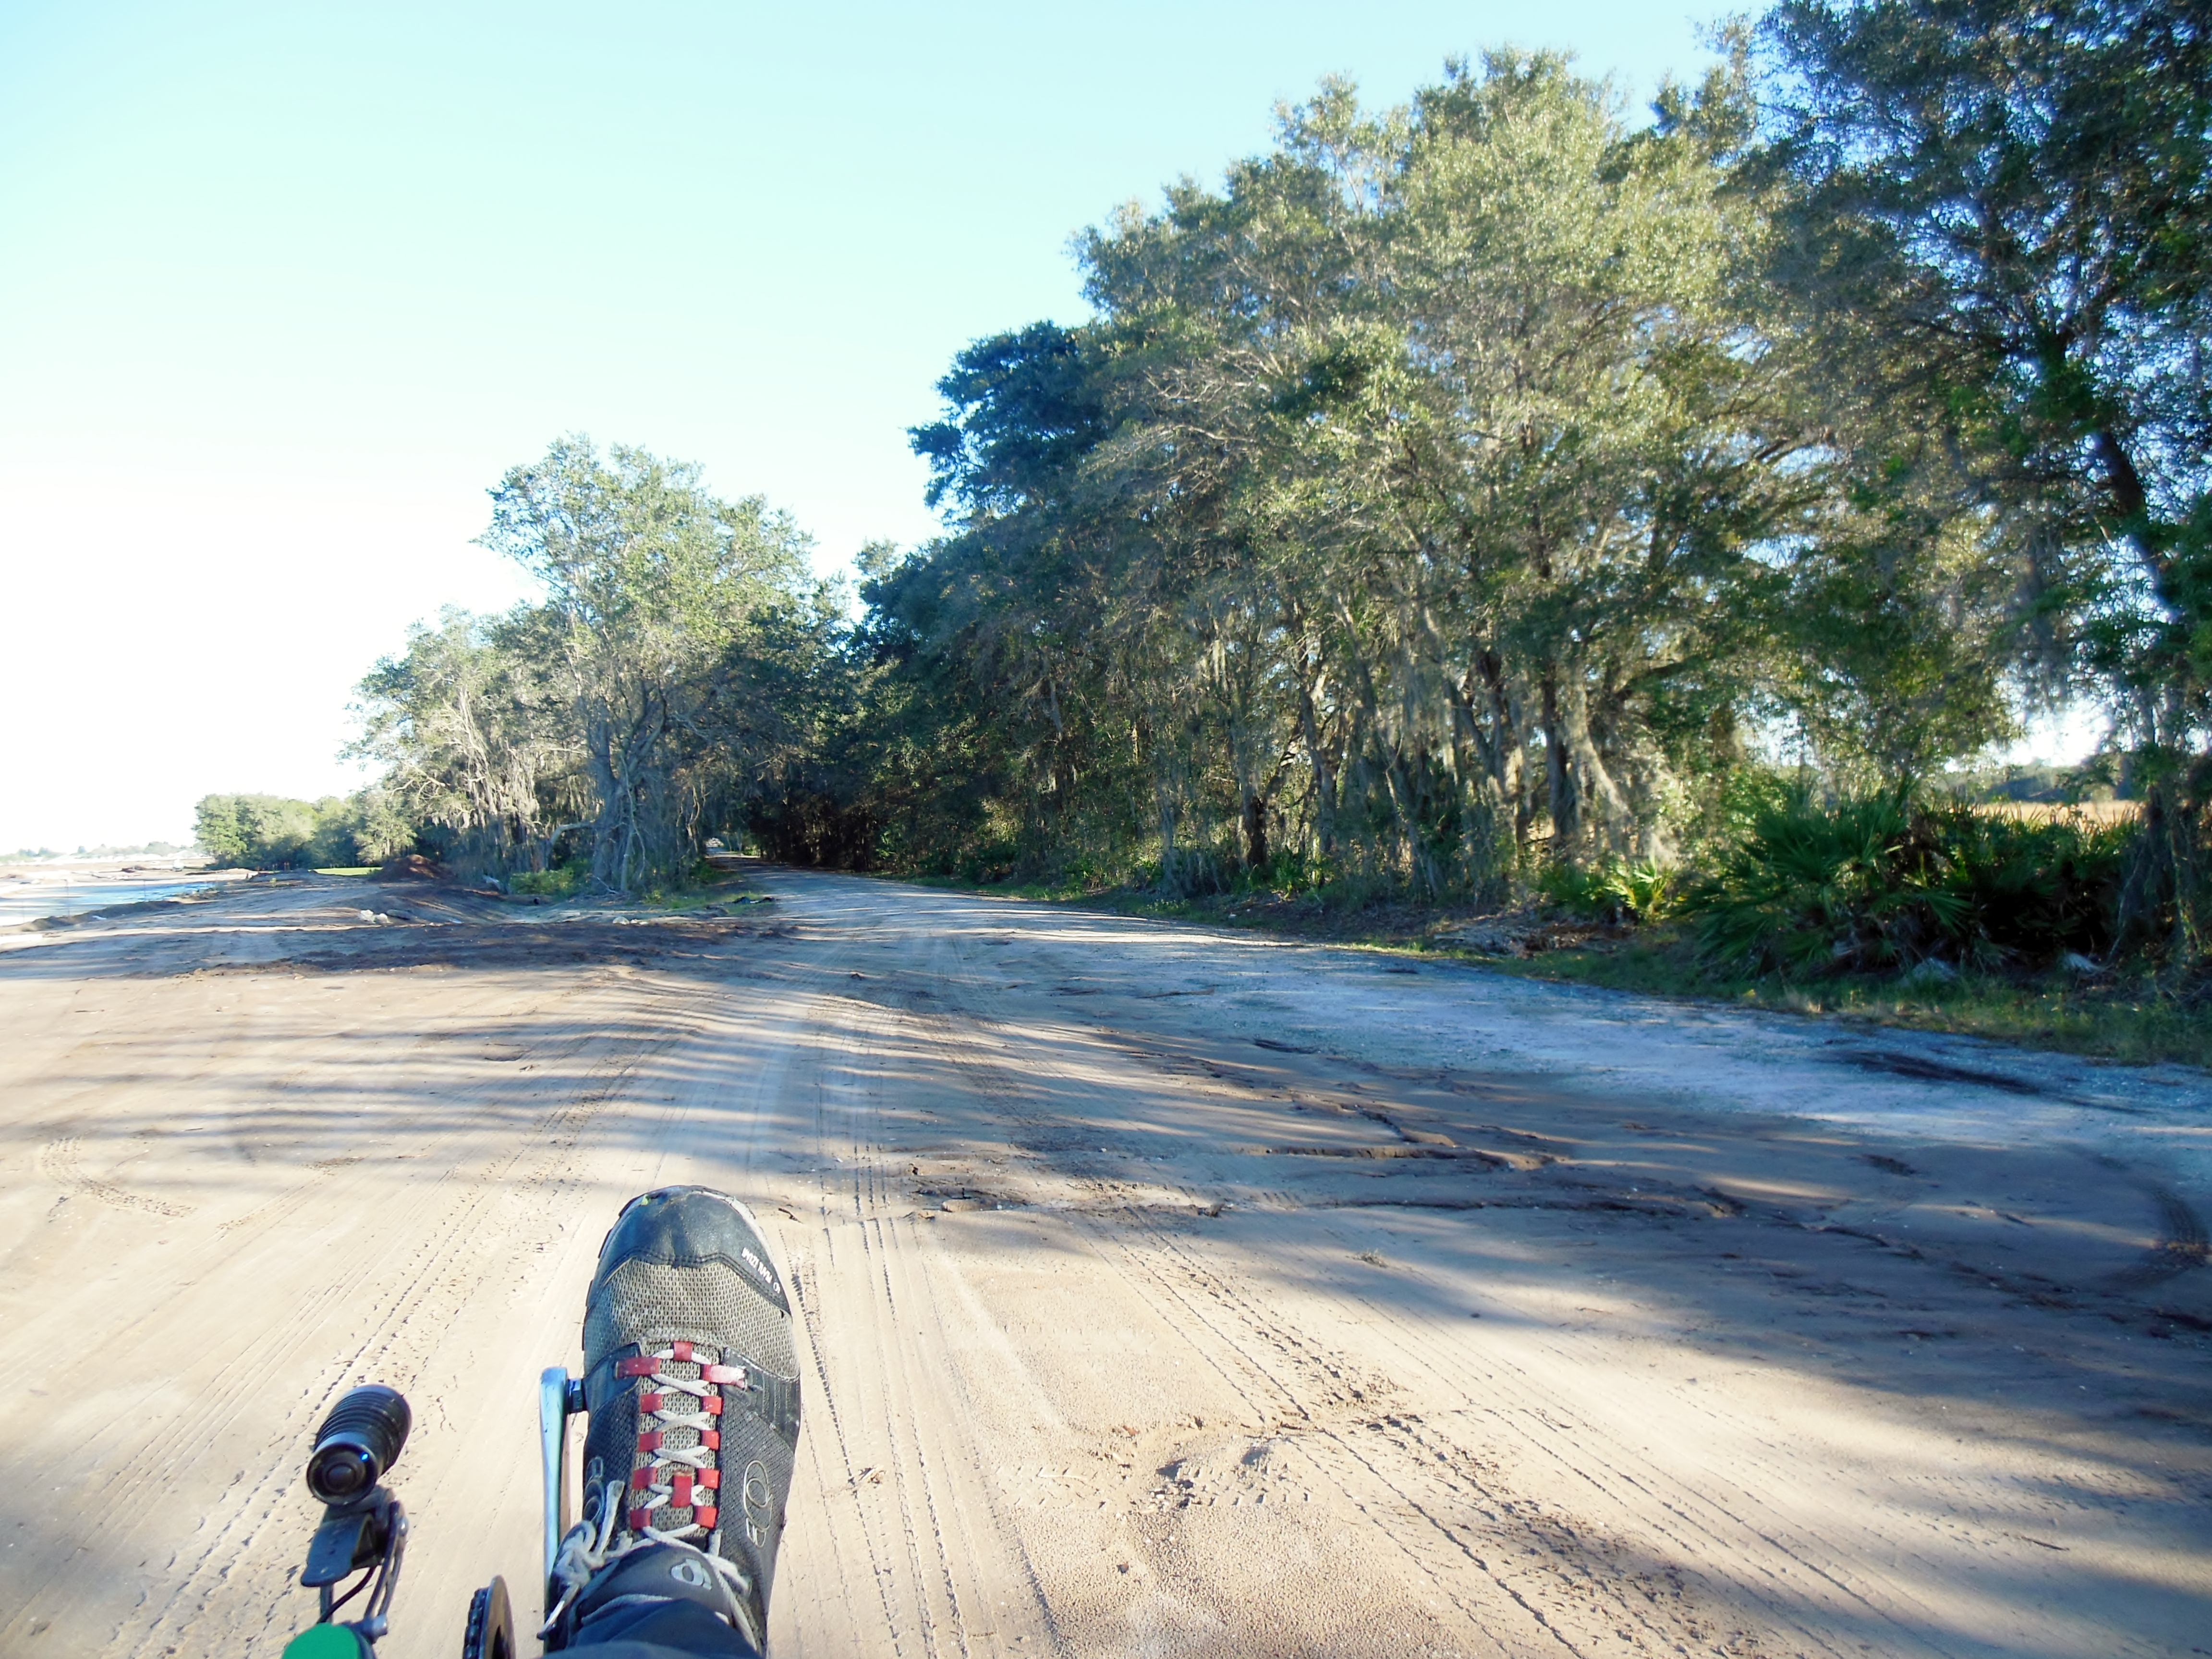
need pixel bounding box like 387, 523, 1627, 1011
0, 2, 1733, 849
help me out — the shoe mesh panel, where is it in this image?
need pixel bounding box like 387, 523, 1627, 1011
584, 1258, 798, 1384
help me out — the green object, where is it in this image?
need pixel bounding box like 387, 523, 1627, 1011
281, 1625, 370, 1659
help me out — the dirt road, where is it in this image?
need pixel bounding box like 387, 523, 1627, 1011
1, 869, 2208, 1658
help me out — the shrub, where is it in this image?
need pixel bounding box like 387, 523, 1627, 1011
1540, 856, 1679, 924
1687, 788, 2130, 976
1932, 808, 2131, 965
511, 865, 586, 899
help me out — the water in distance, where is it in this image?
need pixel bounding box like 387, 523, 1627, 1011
0, 876, 219, 927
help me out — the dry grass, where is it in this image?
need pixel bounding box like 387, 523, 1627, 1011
1975, 799, 2141, 825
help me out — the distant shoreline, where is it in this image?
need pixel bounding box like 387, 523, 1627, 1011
0, 863, 254, 927
0, 856, 212, 880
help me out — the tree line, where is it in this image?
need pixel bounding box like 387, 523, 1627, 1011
348, 0, 2210, 961
193, 792, 413, 871
351, 440, 843, 890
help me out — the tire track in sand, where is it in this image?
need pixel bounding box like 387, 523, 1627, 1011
78, 978, 700, 1659
773, 965, 1051, 1659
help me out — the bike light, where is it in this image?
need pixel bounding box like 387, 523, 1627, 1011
306, 1385, 413, 1505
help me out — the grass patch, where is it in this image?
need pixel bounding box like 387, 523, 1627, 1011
1463, 925, 2212, 1069
314, 866, 377, 877
500, 862, 768, 909
642, 875, 767, 910
904, 872, 1106, 903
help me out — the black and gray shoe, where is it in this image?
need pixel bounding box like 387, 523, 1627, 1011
544, 1187, 802, 1651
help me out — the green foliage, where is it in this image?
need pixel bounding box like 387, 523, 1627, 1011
1687, 790, 2130, 976
355, 440, 828, 893
1540, 857, 1680, 925
852, 53, 1870, 901
813, 43, 2107, 907
194, 794, 318, 868
510, 865, 586, 899
1762, 0, 2212, 704
317, 789, 417, 867
194, 791, 413, 870
352, 608, 577, 877
335, 13, 2209, 973
1483, 928, 2212, 1070
1761, 0, 2212, 947
1940, 808, 2135, 964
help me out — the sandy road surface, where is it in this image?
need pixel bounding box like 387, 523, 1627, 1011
1, 868, 2208, 1659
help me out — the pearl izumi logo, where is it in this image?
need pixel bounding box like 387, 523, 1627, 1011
741, 1245, 778, 1291
669, 1557, 710, 1588
742, 1459, 774, 1545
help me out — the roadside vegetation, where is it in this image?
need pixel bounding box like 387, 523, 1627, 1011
301, 0, 2207, 1055
193, 792, 413, 871
1488, 787, 2206, 1066
349, 443, 842, 895
1491, 941, 2212, 1069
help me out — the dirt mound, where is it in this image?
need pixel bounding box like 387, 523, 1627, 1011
376, 853, 442, 883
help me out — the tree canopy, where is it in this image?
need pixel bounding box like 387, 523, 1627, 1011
343, 3, 2210, 957
354, 438, 831, 892
845, 46, 2046, 899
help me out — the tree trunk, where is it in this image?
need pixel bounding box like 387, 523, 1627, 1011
1541, 670, 1578, 848
1296, 653, 1336, 857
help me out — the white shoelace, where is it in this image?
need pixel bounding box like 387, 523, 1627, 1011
539, 1478, 753, 1638
538, 1341, 754, 1640
618, 1342, 747, 1528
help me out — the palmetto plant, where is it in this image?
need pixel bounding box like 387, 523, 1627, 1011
1689, 790, 2130, 976
1540, 856, 1681, 924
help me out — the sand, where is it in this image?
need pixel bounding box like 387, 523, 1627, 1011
0, 868, 2205, 1658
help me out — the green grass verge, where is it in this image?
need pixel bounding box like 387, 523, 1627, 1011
1467, 927, 2212, 1070
904, 872, 1102, 903
640, 870, 774, 910
314, 866, 377, 877
498, 864, 770, 910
